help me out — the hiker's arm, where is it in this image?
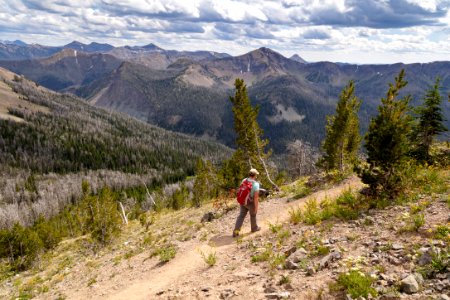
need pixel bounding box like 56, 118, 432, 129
253, 191, 259, 214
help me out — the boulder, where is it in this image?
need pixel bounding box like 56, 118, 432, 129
417, 249, 433, 266
285, 260, 299, 270
265, 291, 290, 299
290, 248, 308, 263
318, 250, 342, 270
400, 274, 420, 294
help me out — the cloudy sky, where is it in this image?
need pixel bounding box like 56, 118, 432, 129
1, 0, 450, 64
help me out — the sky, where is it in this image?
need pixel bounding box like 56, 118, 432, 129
1, 0, 450, 64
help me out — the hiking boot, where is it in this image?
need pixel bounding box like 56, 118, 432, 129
251, 226, 261, 233
232, 230, 240, 237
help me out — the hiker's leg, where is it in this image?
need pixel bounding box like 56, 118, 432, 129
248, 202, 259, 231
234, 205, 249, 232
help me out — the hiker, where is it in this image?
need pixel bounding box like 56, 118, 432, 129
232, 168, 261, 237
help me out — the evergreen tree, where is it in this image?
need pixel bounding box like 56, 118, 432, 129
193, 159, 219, 207
227, 78, 278, 190
319, 81, 361, 173
357, 69, 413, 197
412, 77, 448, 162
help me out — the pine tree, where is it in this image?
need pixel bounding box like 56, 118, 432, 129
227, 78, 278, 190
192, 159, 218, 207
412, 77, 448, 162
358, 69, 413, 197
319, 81, 361, 173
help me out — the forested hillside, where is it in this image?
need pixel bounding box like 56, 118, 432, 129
0, 68, 232, 228
1, 46, 450, 152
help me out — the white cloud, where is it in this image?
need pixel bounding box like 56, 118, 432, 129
0, 0, 449, 64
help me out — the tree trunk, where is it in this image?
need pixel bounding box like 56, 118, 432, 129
253, 126, 279, 191
119, 202, 128, 225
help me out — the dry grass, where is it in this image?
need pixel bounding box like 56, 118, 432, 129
0, 69, 50, 122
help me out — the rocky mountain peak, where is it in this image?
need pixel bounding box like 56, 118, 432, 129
141, 43, 164, 51
290, 54, 307, 64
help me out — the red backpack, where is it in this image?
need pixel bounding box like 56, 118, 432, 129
236, 178, 253, 205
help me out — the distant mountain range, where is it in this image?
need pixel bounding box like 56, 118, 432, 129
0, 41, 448, 152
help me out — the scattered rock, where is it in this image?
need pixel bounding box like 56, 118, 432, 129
400, 274, 420, 294
379, 293, 400, 300
265, 291, 290, 299
284, 283, 294, 291
285, 260, 299, 270
392, 243, 404, 250
264, 285, 277, 293
413, 273, 424, 286
418, 249, 433, 266
439, 294, 450, 300
290, 248, 308, 263
388, 256, 402, 266
220, 289, 236, 299
364, 216, 375, 225
201, 212, 216, 223
201, 286, 211, 292
284, 246, 297, 257
306, 265, 316, 276
318, 250, 342, 270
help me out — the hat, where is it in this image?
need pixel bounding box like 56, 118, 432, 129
249, 168, 259, 176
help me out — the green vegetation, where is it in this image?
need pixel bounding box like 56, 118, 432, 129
303, 198, 322, 225
357, 69, 414, 198
278, 274, 291, 285
0, 76, 231, 229
156, 245, 177, 263
288, 207, 302, 225
319, 81, 361, 173
251, 245, 273, 263
434, 225, 450, 241
0, 182, 124, 272
200, 250, 217, 267
332, 270, 377, 298
193, 159, 220, 207
268, 222, 283, 234
418, 247, 449, 278
411, 77, 448, 163
398, 213, 425, 233
287, 189, 363, 227
224, 78, 278, 190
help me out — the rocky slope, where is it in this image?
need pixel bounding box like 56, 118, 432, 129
1, 170, 448, 299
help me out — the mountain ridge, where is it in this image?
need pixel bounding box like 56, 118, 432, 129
0, 46, 449, 152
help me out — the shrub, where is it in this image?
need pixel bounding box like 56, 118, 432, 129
278, 275, 291, 285
81, 187, 122, 244
33, 215, 62, 250
288, 207, 302, 224
398, 213, 425, 233
251, 245, 273, 263
157, 245, 177, 263
333, 270, 377, 298
268, 222, 283, 234
0, 224, 44, 271
303, 198, 321, 225
418, 247, 449, 278
200, 250, 217, 267
434, 225, 450, 241
269, 253, 286, 271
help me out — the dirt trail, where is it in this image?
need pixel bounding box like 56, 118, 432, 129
102, 177, 363, 300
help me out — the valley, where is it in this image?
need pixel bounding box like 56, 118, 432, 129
1, 41, 449, 152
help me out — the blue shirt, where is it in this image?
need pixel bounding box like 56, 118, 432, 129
243, 178, 260, 198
